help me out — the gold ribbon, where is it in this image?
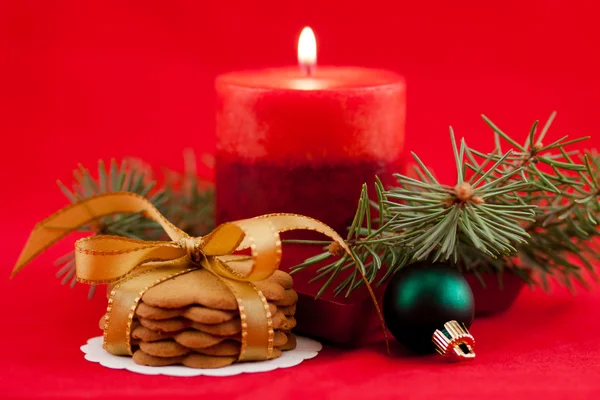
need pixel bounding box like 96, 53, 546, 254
12, 192, 389, 359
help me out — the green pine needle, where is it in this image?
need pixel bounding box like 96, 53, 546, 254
291, 114, 599, 297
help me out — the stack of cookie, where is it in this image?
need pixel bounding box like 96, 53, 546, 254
100, 269, 298, 369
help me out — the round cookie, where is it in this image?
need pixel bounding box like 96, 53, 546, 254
183, 306, 238, 324
252, 280, 285, 301
141, 269, 239, 310
133, 350, 183, 367
191, 318, 241, 336
139, 317, 190, 333
183, 353, 238, 369
273, 289, 298, 307
132, 350, 237, 369
174, 330, 229, 349
273, 331, 288, 347
279, 332, 297, 351
194, 340, 241, 356
135, 303, 185, 320
139, 340, 191, 357
265, 270, 294, 290
132, 325, 179, 342
278, 304, 296, 316
174, 329, 289, 349
279, 316, 297, 331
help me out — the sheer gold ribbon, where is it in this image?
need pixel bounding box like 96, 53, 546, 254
12, 192, 389, 359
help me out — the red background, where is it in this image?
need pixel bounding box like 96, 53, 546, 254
1, 1, 600, 399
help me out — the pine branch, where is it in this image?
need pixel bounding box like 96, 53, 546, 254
291, 113, 599, 297
479, 113, 600, 289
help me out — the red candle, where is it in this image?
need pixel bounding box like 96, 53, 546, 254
215, 28, 406, 345
216, 28, 406, 233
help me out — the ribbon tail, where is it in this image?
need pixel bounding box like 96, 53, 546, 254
234, 214, 391, 354
12, 205, 101, 277
357, 267, 391, 354
11, 192, 188, 278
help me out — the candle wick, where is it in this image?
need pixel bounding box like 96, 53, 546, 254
302, 63, 316, 77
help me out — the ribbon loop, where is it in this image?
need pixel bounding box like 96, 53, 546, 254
75, 235, 187, 284
199, 222, 246, 256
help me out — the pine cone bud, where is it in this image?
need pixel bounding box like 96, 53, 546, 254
453, 182, 484, 205
454, 182, 474, 202
471, 195, 485, 205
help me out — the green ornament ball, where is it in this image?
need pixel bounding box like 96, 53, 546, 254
382, 264, 474, 354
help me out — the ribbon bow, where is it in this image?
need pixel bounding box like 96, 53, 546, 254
12, 192, 388, 360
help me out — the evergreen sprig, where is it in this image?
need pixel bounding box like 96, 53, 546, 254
291, 113, 600, 297
54, 153, 214, 298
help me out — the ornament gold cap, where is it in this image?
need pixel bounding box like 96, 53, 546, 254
432, 320, 476, 361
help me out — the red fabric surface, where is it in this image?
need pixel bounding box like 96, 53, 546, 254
1, 1, 600, 399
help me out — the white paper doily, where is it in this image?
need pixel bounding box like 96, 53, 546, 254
81, 335, 322, 377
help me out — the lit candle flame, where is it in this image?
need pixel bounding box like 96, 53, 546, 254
298, 27, 317, 75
